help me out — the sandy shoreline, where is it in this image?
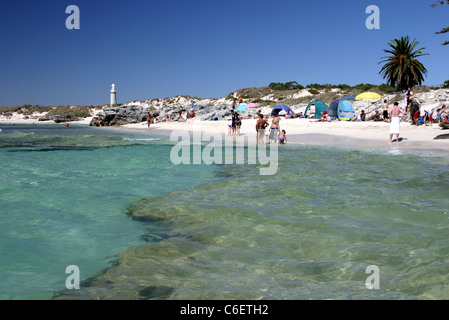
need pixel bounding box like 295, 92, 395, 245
2, 117, 449, 152
121, 118, 449, 152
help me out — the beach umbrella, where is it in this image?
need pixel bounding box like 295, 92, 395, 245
356, 92, 382, 112
235, 104, 248, 111
355, 92, 382, 101
247, 103, 259, 108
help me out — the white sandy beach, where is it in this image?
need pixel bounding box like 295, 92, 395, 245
120, 118, 449, 151
2, 116, 449, 151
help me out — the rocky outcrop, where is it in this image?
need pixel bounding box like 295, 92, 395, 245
37, 114, 80, 123
52, 114, 80, 123
94, 105, 149, 126
153, 103, 234, 122
117, 88, 449, 124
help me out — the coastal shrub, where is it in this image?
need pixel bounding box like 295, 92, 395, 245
353, 83, 376, 91
377, 84, 398, 94
308, 89, 320, 95
21, 105, 52, 115
306, 83, 326, 89
313, 91, 341, 104
47, 105, 93, 118
268, 81, 304, 91
336, 84, 351, 90
444, 80, 449, 88
0, 104, 98, 118
305, 83, 345, 90
0, 106, 19, 115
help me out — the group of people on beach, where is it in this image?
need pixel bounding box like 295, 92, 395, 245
400, 88, 447, 127
255, 111, 287, 145
385, 88, 448, 143
230, 110, 242, 136
231, 99, 287, 144
164, 110, 196, 123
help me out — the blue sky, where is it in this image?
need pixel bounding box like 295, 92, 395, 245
0, 0, 447, 106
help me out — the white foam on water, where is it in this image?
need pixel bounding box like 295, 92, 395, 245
123, 137, 160, 142
388, 148, 402, 156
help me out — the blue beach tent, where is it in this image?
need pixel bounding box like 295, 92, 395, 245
272, 104, 293, 115
329, 100, 356, 121
304, 100, 328, 119
338, 100, 356, 121
328, 100, 340, 119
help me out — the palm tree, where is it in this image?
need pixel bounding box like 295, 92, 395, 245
379, 36, 429, 90
430, 1, 449, 45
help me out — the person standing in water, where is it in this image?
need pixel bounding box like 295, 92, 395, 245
146, 113, 153, 130
255, 113, 268, 144
235, 112, 242, 136
269, 113, 280, 143
278, 130, 287, 144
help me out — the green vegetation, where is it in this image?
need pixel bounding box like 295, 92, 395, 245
269, 81, 304, 90
379, 36, 429, 90
46, 105, 93, 118
226, 82, 405, 106
0, 105, 50, 116
0, 104, 102, 118
266, 82, 396, 94
430, 1, 449, 45
305, 83, 351, 90
266, 82, 397, 94
444, 80, 449, 88
376, 84, 398, 94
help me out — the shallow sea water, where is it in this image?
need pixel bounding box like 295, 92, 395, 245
1, 124, 449, 300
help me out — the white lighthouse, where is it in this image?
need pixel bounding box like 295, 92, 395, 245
110, 84, 117, 107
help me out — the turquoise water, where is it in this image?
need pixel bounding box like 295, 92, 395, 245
0, 124, 219, 299
1, 124, 449, 300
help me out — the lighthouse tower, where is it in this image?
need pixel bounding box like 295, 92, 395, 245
110, 84, 117, 107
